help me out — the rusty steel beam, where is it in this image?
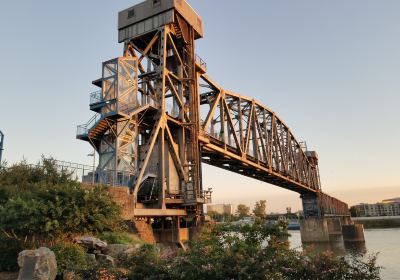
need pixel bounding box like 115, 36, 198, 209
77, 0, 350, 220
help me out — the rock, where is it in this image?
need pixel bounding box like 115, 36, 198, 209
85, 253, 97, 265
123, 244, 141, 256
74, 236, 107, 252
160, 246, 178, 259
96, 254, 115, 266
105, 244, 131, 258
63, 271, 81, 280
17, 247, 57, 280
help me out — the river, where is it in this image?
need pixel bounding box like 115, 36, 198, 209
288, 228, 400, 280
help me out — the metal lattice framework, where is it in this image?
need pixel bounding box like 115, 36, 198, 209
199, 78, 321, 193
77, 0, 349, 219
197, 75, 348, 217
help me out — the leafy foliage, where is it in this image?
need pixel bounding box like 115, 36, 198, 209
98, 231, 143, 245
0, 158, 122, 271
0, 158, 121, 238
253, 200, 267, 219
121, 223, 380, 280
0, 236, 23, 271
236, 204, 250, 218
52, 242, 88, 275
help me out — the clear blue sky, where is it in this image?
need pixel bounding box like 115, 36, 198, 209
0, 0, 399, 212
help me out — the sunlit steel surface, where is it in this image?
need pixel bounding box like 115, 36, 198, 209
76, 0, 349, 220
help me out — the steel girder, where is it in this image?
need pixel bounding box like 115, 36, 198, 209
199, 75, 321, 193
197, 74, 349, 216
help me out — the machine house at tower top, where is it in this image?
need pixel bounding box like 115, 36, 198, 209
118, 0, 203, 43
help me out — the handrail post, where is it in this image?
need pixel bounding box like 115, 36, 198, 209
0, 130, 4, 167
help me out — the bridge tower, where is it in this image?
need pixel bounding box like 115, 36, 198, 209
77, 0, 210, 243
77, 0, 363, 244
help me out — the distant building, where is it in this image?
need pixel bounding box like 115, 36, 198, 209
207, 204, 234, 215
383, 197, 400, 203
353, 198, 400, 217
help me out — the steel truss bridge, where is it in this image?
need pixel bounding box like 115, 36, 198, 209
76, 0, 349, 224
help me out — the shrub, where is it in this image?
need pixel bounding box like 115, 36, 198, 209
52, 243, 88, 275
0, 236, 23, 271
0, 158, 123, 271
122, 223, 380, 280
98, 231, 137, 245
0, 159, 122, 239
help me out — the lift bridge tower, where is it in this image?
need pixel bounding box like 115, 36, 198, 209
77, 0, 210, 237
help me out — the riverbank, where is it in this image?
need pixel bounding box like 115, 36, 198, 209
353, 216, 400, 229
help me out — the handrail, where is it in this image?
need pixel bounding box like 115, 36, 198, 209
0, 130, 4, 166
76, 114, 101, 137
90, 90, 102, 105
195, 54, 207, 70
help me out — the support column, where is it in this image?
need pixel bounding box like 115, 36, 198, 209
341, 218, 365, 242
300, 218, 330, 243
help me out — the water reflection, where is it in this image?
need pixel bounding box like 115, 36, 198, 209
302, 236, 346, 256
344, 241, 367, 256
289, 230, 367, 257
290, 229, 400, 280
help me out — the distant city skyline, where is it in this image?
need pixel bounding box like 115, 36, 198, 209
0, 0, 399, 212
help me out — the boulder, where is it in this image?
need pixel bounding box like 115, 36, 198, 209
74, 236, 107, 252
85, 253, 97, 265
96, 254, 115, 266
17, 247, 57, 280
122, 244, 141, 257
104, 244, 131, 259
63, 271, 80, 280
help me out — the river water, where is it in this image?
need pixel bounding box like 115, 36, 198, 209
288, 228, 400, 280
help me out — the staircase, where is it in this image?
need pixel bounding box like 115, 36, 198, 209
76, 114, 111, 142
173, 22, 183, 40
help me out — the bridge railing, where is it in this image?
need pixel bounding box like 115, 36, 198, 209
318, 192, 350, 217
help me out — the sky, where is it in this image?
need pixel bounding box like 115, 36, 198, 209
0, 0, 399, 212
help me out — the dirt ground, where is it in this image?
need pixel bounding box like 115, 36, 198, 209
0, 272, 18, 280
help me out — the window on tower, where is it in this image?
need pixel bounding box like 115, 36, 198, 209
153, 0, 161, 7
127, 9, 135, 18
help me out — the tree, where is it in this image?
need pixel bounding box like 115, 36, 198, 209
253, 200, 267, 219
236, 204, 250, 218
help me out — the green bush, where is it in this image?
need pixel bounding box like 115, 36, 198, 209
98, 231, 137, 245
121, 223, 380, 280
0, 159, 122, 238
0, 236, 23, 271
0, 158, 123, 271
52, 243, 88, 275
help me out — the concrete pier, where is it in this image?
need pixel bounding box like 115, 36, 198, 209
327, 218, 342, 236
342, 224, 365, 242
300, 218, 330, 243
300, 217, 365, 243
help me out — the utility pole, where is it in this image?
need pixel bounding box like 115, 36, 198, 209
0, 130, 4, 167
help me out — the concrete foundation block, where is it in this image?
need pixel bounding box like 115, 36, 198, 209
327, 218, 342, 235
300, 218, 330, 243
342, 224, 365, 242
